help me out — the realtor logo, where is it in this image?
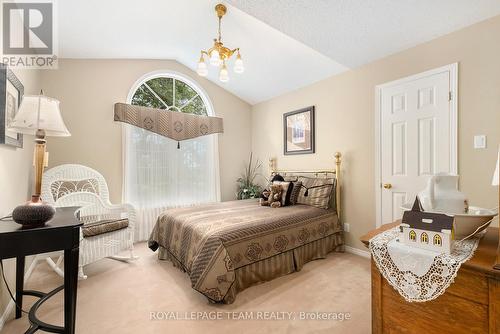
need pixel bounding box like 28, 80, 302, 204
1, 0, 58, 69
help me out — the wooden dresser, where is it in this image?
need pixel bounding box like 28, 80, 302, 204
361, 223, 500, 334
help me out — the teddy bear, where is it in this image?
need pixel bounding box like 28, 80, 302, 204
260, 184, 283, 208
259, 174, 285, 203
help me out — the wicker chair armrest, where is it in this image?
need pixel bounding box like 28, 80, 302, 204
55, 192, 137, 233
96, 202, 137, 228
103, 202, 132, 211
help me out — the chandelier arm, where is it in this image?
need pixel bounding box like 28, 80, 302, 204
207, 46, 217, 57
229, 48, 240, 56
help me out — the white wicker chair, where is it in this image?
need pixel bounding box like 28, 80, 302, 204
41, 164, 138, 279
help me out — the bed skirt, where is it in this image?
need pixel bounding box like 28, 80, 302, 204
157, 231, 344, 303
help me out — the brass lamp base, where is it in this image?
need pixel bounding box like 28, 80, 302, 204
12, 129, 54, 228
12, 195, 55, 228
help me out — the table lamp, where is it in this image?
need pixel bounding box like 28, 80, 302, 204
7, 92, 70, 227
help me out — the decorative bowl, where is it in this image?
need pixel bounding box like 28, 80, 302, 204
12, 201, 55, 228
400, 203, 498, 240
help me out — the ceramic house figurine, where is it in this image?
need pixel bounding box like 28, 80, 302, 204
400, 197, 455, 254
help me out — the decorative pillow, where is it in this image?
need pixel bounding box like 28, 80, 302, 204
272, 181, 292, 206
289, 181, 303, 205
297, 177, 336, 209
50, 179, 100, 202
271, 174, 285, 182
283, 175, 299, 182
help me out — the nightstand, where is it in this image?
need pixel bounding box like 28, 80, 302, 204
0, 206, 82, 334
361, 222, 500, 334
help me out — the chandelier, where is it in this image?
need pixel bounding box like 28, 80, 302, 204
196, 4, 244, 82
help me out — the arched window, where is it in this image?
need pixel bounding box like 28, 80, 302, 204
409, 230, 416, 242
421, 232, 429, 244
433, 234, 442, 246
124, 71, 220, 241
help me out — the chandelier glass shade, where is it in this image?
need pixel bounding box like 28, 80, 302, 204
197, 4, 244, 82
219, 62, 229, 82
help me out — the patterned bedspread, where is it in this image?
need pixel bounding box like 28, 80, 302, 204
148, 199, 341, 302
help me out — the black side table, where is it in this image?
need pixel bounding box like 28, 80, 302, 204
0, 207, 82, 334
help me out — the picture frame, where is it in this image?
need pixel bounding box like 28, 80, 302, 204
0, 65, 24, 148
283, 106, 315, 155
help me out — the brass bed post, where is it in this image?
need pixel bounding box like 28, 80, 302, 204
269, 157, 276, 176
334, 152, 342, 221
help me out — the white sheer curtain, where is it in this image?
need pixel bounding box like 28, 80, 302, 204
123, 72, 220, 242
124, 126, 219, 241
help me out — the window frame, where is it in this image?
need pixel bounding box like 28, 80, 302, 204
421, 232, 429, 244
122, 70, 221, 203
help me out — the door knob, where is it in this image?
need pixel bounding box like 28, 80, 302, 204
383, 183, 392, 189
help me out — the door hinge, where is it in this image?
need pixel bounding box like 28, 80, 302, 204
448, 91, 452, 101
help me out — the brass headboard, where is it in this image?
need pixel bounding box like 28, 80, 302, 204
268, 152, 342, 221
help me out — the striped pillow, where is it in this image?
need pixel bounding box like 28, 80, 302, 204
297, 177, 335, 209
289, 181, 302, 205
283, 175, 299, 182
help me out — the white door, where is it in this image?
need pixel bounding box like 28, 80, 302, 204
377, 65, 457, 226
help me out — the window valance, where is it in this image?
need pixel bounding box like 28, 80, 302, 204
114, 103, 223, 141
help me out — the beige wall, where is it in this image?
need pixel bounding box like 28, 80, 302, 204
41, 59, 252, 203
0, 69, 41, 321
2, 16, 498, 321
251, 15, 500, 250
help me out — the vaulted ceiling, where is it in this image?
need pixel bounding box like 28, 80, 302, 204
58, 0, 500, 104
227, 0, 500, 68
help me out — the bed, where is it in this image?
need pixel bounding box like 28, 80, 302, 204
148, 153, 343, 303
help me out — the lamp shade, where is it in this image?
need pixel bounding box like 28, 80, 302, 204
493, 147, 499, 186
7, 95, 70, 137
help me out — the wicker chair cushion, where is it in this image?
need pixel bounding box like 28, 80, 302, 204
50, 179, 100, 201
82, 218, 129, 238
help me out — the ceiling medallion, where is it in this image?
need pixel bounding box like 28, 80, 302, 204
196, 4, 244, 82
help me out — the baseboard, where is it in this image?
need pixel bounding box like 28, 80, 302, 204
0, 256, 39, 332
345, 245, 371, 259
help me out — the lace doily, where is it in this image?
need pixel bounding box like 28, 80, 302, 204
369, 227, 481, 302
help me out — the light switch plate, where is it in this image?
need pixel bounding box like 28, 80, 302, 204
344, 223, 350, 233
474, 135, 487, 149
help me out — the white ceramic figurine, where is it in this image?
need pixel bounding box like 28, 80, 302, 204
418, 173, 468, 214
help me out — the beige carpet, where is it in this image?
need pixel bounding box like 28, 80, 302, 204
2, 243, 371, 334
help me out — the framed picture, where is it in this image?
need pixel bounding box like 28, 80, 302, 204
0, 66, 24, 148
283, 106, 315, 155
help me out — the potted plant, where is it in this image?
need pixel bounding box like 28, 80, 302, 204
236, 152, 262, 200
